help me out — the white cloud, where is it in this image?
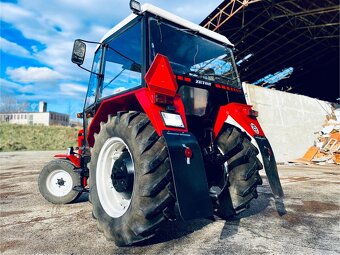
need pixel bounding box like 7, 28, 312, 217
6, 67, 64, 84
0, 37, 31, 57
59, 83, 87, 97
0, 2, 32, 19
0, 78, 22, 91
0, 78, 34, 95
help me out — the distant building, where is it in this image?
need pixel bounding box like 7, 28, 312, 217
0, 101, 70, 126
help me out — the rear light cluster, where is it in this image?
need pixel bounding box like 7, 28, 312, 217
144, 54, 186, 129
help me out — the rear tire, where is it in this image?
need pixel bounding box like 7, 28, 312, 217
90, 112, 175, 246
215, 126, 263, 218
38, 159, 82, 204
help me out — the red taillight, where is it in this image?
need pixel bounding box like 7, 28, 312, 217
248, 109, 258, 118
154, 93, 174, 105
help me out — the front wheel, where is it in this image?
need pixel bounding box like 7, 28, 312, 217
38, 159, 82, 204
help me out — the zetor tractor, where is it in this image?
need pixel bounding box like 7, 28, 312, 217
38, 1, 284, 246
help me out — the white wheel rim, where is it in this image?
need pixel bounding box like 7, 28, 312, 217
96, 137, 134, 218
46, 169, 73, 197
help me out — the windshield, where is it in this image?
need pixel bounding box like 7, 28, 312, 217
149, 18, 240, 88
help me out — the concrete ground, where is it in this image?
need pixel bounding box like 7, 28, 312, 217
0, 151, 339, 255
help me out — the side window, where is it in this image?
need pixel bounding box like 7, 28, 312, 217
85, 48, 102, 108
100, 22, 142, 99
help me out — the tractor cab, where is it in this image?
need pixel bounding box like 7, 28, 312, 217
76, 3, 246, 136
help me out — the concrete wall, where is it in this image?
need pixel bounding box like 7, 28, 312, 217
243, 83, 333, 162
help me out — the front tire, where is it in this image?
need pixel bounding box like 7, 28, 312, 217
90, 112, 175, 246
38, 159, 82, 204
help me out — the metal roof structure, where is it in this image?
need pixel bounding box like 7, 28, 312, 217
201, 0, 340, 102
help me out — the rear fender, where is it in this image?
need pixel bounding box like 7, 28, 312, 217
214, 103, 265, 138
214, 103, 284, 198
87, 89, 143, 147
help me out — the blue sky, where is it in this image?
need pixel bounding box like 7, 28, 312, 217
0, 0, 223, 117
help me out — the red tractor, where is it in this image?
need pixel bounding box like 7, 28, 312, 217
38, 1, 284, 246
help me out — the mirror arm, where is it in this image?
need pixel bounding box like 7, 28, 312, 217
78, 39, 102, 45
77, 64, 103, 78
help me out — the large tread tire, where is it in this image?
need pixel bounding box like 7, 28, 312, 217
38, 159, 82, 204
215, 126, 263, 218
89, 111, 175, 246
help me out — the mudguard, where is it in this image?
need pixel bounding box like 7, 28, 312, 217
162, 131, 213, 220
255, 136, 284, 198
54, 153, 80, 168
214, 103, 284, 199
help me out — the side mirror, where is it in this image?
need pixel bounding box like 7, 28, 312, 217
71, 39, 86, 65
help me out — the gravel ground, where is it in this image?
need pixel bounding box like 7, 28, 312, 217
0, 151, 339, 255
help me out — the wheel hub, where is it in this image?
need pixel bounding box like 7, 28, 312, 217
111, 150, 133, 192
56, 178, 66, 187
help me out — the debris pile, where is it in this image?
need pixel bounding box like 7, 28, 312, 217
292, 107, 340, 165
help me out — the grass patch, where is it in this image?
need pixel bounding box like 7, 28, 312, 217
0, 124, 79, 151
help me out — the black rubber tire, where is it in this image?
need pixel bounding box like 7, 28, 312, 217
215, 125, 263, 218
90, 111, 175, 246
38, 159, 82, 204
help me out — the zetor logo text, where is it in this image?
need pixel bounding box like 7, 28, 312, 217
195, 79, 212, 86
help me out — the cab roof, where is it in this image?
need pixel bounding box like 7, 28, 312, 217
99, 3, 233, 46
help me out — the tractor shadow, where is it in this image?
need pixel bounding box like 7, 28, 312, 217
139, 184, 286, 246
219, 183, 286, 240
73, 192, 89, 203
140, 218, 212, 246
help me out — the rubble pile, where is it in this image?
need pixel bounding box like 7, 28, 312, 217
293, 107, 340, 165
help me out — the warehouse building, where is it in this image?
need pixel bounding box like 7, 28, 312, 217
200, 0, 339, 162
0, 101, 69, 126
